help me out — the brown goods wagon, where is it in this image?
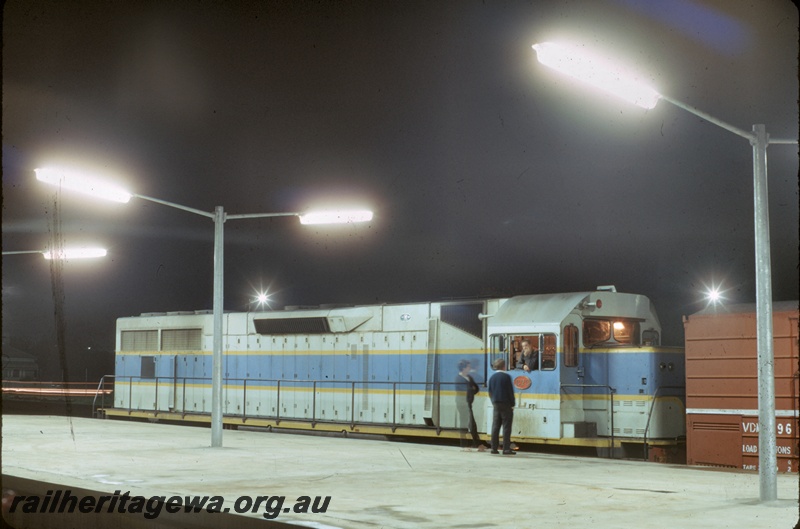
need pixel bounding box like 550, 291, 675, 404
684, 301, 799, 472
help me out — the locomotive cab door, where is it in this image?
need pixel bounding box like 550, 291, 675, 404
560, 316, 594, 438
153, 354, 176, 412
516, 333, 560, 439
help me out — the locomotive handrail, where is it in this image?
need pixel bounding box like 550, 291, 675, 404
91, 375, 115, 417
642, 384, 686, 461
243, 379, 248, 422
108, 375, 462, 434
312, 381, 317, 427
560, 383, 616, 458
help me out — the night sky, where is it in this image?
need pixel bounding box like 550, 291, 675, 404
3, 0, 798, 381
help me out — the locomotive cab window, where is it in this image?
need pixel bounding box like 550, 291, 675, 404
563, 324, 579, 367
642, 329, 660, 346
489, 335, 506, 368
583, 319, 641, 347
489, 334, 556, 371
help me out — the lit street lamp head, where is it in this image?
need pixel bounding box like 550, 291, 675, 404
299, 210, 373, 225
3, 247, 108, 260
532, 41, 661, 110
35, 166, 132, 203
44, 247, 108, 260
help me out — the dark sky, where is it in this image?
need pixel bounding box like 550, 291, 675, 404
3, 0, 798, 380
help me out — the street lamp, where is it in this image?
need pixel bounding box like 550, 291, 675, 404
533, 41, 798, 502
706, 288, 722, 305
35, 166, 373, 448
3, 247, 108, 260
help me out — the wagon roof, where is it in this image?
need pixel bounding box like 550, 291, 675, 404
690, 300, 798, 317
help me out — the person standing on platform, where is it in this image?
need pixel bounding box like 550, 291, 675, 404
455, 360, 488, 451
488, 358, 516, 455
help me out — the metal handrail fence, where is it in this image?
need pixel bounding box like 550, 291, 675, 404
100, 376, 463, 433
560, 383, 617, 458
642, 384, 686, 460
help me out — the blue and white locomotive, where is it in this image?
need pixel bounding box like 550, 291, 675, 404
105, 286, 685, 456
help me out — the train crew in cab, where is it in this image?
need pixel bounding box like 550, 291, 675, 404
488, 359, 516, 455
513, 346, 523, 369
519, 339, 538, 372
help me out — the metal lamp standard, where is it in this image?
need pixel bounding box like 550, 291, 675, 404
35, 166, 373, 447
532, 41, 798, 502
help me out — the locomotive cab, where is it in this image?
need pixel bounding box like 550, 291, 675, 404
484, 287, 685, 446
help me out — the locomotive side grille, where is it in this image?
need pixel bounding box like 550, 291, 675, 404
254, 317, 331, 335
121, 330, 157, 351
440, 302, 483, 338
162, 328, 202, 350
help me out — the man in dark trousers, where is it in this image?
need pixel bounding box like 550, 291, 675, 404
488, 358, 516, 455
455, 360, 488, 451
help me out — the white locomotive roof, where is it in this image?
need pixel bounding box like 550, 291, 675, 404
490, 292, 591, 330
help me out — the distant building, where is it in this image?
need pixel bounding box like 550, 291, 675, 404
2, 342, 40, 381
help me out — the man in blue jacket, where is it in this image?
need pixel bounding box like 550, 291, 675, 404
488, 358, 516, 455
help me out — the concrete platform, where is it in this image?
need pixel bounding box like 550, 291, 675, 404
2, 415, 798, 528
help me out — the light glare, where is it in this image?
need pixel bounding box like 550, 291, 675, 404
299, 210, 373, 225
43, 247, 108, 260
706, 288, 722, 304
35, 166, 132, 203
532, 42, 661, 110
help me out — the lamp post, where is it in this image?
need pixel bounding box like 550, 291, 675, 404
532, 41, 798, 502
35, 166, 373, 447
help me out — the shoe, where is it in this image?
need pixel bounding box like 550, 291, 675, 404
477, 445, 488, 452
491, 450, 499, 455
502, 450, 517, 455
